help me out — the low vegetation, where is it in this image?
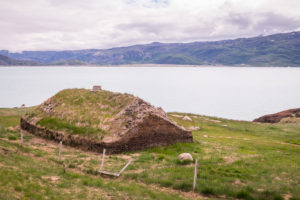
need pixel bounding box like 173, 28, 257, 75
26, 89, 135, 138
1, 108, 300, 199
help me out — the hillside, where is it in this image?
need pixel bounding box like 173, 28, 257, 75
21, 88, 192, 153
1, 31, 300, 66
1, 107, 300, 199
0, 55, 41, 66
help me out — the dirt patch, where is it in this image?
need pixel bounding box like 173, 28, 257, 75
223, 154, 259, 165
233, 179, 246, 186
283, 193, 292, 200
42, 176, 60, 182
223, 155, 239, 164
28, 135, 59, 153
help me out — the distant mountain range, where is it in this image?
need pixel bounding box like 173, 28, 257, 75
1, 31, 300, 66
0, 55, 41, 66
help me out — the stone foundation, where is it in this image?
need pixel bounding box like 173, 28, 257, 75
21, 116, 193, 154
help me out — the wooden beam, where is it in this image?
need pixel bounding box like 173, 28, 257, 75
99, 156, 133, 177
99, 170, 120, 177
100, 148, 106, 171
118, 159, 133, 176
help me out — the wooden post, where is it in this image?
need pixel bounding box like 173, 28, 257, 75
118, 159, 133, 176
20, 130, 23, 146
100, 149, 106, 171
193, 158, 198, 192
58, 141, 62, 161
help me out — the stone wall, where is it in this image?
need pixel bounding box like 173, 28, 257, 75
21, 115, 193, 154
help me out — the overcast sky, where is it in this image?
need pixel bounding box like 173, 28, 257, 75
1, 0, 300, 52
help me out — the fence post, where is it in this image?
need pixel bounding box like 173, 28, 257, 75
20, 130, 23, 146
58, 141, 62, 161
193, 158, 198, 192
100, 149, 106, 171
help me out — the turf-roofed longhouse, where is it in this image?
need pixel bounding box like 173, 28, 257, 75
21, 88, 193, 153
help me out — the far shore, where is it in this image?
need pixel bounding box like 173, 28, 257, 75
0, 64, 298, 68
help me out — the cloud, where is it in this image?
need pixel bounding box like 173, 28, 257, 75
254, 12, 300, 33
0, 0, 299, 51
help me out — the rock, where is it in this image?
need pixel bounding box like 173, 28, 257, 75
7, 126, 19, 132
183, 116, 192, 121
40, 99, 57, 114
188, 126, 200, 131
275, 177, 281, 181
178, 153, 193, 162
233, 179, 245, 186
253, 108, 300, 123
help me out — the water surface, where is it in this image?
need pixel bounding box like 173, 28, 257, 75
1, 66, 300, 121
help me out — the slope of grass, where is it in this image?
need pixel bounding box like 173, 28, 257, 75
25, 89, 135, 138
36, 117, 106, 138
1, 108, 300, 199
0, 108, 189, 200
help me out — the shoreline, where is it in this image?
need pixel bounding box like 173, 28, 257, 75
0, 64, 299, 68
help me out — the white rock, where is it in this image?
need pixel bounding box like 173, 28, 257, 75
188, 126, 200, 131
183, 116, 192, 121
178, 153, 193, 162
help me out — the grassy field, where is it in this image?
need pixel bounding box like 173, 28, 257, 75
0, 108, 299, 200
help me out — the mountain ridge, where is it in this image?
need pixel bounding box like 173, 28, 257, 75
1, 31, 300, 66
0, 54, 42, 66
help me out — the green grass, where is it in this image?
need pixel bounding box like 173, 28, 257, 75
0, 108, 300, 199
0, 142, 185, 200
36, 117, 106, 136
25, 89, 136, 138
122, 113, 300, 200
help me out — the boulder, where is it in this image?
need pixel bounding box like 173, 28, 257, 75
178, 153, 193, 162
183, 116, 192, 121
253, 108, 300, 123
188, 126, 200, 131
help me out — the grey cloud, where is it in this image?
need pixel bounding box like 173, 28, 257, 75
255, 12, 300, 32
0, 0, 300, 51
225, 13, 253, 29
116, 22, 177, 35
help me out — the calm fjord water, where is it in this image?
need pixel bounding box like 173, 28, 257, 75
1, 66, 300, 121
